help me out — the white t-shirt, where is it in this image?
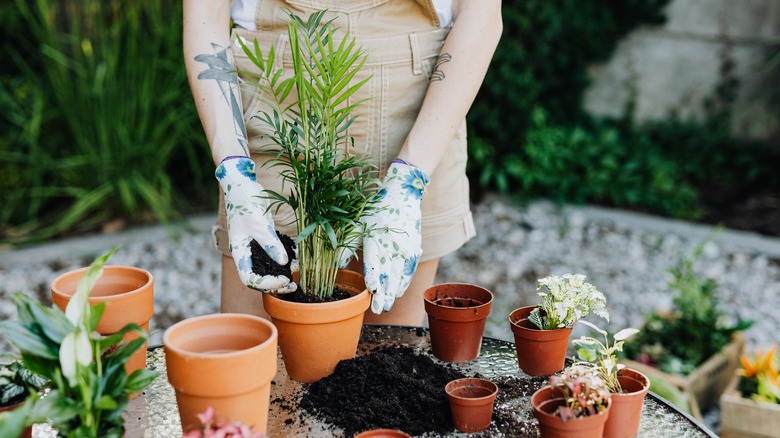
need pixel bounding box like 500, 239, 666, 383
231, 0, 454, 30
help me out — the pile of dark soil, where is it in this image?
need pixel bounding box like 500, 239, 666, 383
300, 346, 467, 437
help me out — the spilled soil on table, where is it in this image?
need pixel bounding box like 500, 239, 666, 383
284, 346, 549, 437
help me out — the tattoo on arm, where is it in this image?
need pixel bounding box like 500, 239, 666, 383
430, 53, 452, 82
194, 44, 249, 155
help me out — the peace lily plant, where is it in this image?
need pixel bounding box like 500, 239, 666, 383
0, 249, 158, 438
529, 273, 609, 330
239, 10, 381, 298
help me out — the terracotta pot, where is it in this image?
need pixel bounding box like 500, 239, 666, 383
423, 283, 493, 363
603, 368, 650, 438
354, 429, 412, 437
163, 313, 278, 434
508, 306, 572, 376
0, 400, 32, 438
262, 270, 370, 383
51, 265, 154, 376
531, 385, 611, 438
445, 377, 498, 433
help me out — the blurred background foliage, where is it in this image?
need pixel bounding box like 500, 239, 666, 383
1, 0, 779, 246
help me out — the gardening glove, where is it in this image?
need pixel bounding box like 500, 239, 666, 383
361, 160, 430, 313
216, 156, 298, 293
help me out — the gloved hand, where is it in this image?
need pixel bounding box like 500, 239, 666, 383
216, 156, 297, 293
361, 160, 430, 313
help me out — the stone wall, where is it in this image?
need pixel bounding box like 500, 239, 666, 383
584, 0, 780, 139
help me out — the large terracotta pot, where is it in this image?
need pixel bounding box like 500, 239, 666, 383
262, 270, 370, 383
423, 283, 493, 363
51, 265, 154, 376
0, 401, 32, 438
163, 313, 278, 434
445, 377, 498, 433
508, 306, 572, 376
531, 385, 611, 438
603, 368, 650, 438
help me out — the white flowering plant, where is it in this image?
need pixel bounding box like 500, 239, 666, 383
0, 249, 158, 438
529, 274, 609, 330
547, 365, 611, 422
572, 320, 640, 393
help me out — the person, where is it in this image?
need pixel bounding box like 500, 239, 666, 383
183, 0, 502, 326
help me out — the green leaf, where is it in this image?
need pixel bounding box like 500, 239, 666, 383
94, 395, 118, 410
0, 395, 33, 437
0, 321, 58, 360
27, 299, 73, 344
123, 369, 159, 394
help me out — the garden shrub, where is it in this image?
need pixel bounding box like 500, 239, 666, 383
468, 0, 780, 220
0, 0, 212, 245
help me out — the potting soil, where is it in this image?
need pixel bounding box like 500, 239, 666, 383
300, 346, 466, 436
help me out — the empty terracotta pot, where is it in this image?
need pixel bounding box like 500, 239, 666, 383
263, 270, 370, 383
354, 429, 412, 438
509, 306, 572, 376
51, 265, 154, 376
163, 313, 278, 434
603, 368, 650, 438
445, 377, 498, 433
424, 283, 493, 363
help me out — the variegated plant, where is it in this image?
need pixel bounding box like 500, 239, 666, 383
529, 273, 609, 330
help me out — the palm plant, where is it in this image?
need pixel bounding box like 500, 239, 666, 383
239, 11, 381, 298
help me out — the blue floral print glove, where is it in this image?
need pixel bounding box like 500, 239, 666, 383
216, 156, 298, 293
361, 160, 430, 313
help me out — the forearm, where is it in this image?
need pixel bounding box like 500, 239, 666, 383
396, 0, 503, 175
183, 0, 248, 165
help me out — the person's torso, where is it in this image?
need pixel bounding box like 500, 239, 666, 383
231, 0, 454, 32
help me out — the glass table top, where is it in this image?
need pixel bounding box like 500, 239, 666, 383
33, 325, 717, 437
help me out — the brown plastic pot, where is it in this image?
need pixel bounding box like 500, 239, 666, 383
423, 283, 493, 363
531, 385, 611, 438
354, 429, 412, 437
0, 400, 32, 438
163, 313, 278, 434
445, 377, 498, 433
508, 306, 572, 376
263, 270, 370, 383
51, 265, 154, 376
603, 368, 650, 438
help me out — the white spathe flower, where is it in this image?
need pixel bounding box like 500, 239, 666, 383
60, 328, 92, 386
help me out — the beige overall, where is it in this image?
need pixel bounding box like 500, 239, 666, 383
215, 0, 475, 263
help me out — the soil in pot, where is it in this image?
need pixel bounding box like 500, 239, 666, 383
300, 346, 467, 436
251, 233, 353, 303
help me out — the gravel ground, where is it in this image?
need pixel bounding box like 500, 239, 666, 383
2, 193, 779, 434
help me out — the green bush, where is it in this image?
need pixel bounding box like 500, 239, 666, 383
0, 0, 212, 245
468, 0, 780, 219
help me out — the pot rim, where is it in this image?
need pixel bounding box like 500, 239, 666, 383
51, 265, 154, 302
163, 313, 278, 359
445, 377, 499, 401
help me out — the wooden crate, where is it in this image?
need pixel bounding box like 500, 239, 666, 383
720, 374, 780, 438
622, 333, 745, 419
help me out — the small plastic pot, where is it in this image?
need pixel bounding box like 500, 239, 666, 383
445, 377, 498, 433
